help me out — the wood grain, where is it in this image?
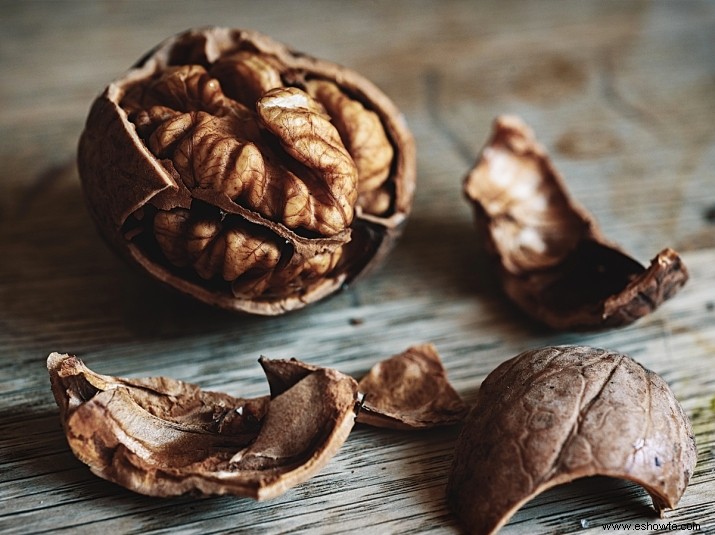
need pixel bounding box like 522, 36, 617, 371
1, 1, 714, 534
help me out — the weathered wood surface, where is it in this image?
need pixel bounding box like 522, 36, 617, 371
1, 1, 714, 533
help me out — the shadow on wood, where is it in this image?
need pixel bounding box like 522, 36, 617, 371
0, 160, 272, 352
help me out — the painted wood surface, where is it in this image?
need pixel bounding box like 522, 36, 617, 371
1, 1, 713, 534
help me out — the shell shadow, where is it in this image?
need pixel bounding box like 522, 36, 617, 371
0, 160, 266, 352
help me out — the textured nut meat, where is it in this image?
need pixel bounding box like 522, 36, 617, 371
78, 27, 415, 314
47, 353, 358, 500
447, 346, 697, 535
463, 115, 688, 330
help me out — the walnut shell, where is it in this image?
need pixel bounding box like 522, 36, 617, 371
46, 346, 465, 499
463, 115, 688, 330
78, 27, 415, 314
356, 343, 468, 429
447, 346, 697, 535
47, 352, 358, 500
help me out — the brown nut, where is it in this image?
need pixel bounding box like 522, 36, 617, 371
47, 352, 358, 500
463, 115, 688, 330
447, 346, 697, 535
78, 27, 416, 314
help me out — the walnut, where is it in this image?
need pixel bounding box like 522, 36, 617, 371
78, 27, 415, 314
447, 346, 697, 535
47, 345, 464, 499
463, 115, 688, 330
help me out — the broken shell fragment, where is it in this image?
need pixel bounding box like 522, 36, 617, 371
356, 343, 468, 429
463, 115, 688, 330
446, 346, 697, 535
47, 344, 466, 499
47, 352, 357, 500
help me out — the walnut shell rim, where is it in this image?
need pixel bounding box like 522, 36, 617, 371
78, 27, 416, 315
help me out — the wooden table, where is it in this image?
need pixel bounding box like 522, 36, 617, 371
2, 1, 714, 533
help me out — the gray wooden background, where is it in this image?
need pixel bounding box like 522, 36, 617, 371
1, 1, 713, 534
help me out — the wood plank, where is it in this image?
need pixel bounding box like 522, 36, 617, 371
1, 1, 714, 534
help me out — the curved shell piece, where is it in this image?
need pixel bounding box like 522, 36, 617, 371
463, 115, 688, 330
356, 343, 468, 429
447, 346, 697, 535
47, 352, 358, 500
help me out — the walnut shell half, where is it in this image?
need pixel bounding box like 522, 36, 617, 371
463, 115, 688, 330
78, 27, 415, 314
447, 346, 697, 535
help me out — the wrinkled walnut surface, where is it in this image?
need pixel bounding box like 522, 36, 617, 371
356, 343, 468, 429
47, 352, 358, 500
463, 115, 688, 330
78, 27, 415, 314
447, 346, 697, 535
